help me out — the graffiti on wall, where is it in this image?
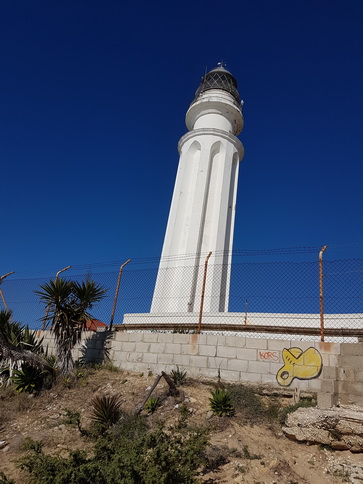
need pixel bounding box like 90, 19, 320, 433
258, 350, 279, 362
276, 347, 322, 386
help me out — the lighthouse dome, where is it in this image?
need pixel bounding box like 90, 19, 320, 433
193, 64, 241, 106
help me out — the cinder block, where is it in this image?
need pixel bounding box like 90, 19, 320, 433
317, 392, 338, 409
315, 341, 341, 355
340, 367, 355, 381
341, 343, 363, 356
157, 353, 174, 365
199, 368, 223, 379
142, 333, 159, 343
269, 362, 283, 375
158, 332, 174, 343
240, 372, 262, 383
189, 355, 208, 369
173, 354, 190, 367
121, 342, 136, 352
164, 343, 181, 354
322, 366, 338, 380
295, 380, 310, 391
126, 332, 145, 342
245, 338, 268, 350
173, 333, 190, 344
340, 355, 362, 369
196, 334, 208, 345
320, 354, 329, 366
248, 360, 269, 373
149, 342, 165, 354
346, 382, 363, 396
321, 380, 336, 393
127, 352, 143, 363
354, 370, 363, 382
114, 350, 128, 362
181, 344, 199, 356
114, 333, 129, 343
135, 342, 150, 353
219, 370, 240, 382
257, 349, 281, 363
142, 353, 158, 364
339, 393, 361, 406
267, 339, 291, 351
329, 355, 339, 367
217, 346, 236, 358
227, 359, 248, 372
207, 357, 228, 370
262, 374, 278, 384
236, 348, 256, 360
198, 345, 217, 357
307, 379, 322, 391
225, 335, 246, 348
205, 335, 224, 347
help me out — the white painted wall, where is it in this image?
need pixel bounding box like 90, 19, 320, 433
151, 86, 244, 313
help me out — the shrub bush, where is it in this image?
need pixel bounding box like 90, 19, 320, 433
18, 416, 210, 484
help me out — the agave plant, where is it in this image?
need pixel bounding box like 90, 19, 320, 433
209, 388, 235, 417
91, 394, 122, 429
170, 366, 187, 386
145, 396, 160, 414
12, 365, 44, 393
36, 279, 106, 376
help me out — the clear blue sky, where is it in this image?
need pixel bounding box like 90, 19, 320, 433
2, 0, 363, 278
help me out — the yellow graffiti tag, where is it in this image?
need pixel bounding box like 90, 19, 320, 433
276, 347, 322, 387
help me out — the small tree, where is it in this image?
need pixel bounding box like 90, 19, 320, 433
36, 278, 106, 376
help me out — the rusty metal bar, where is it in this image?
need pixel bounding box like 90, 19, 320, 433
55, 266, 71, 279
110, 259, 131, 331
42, 266, 71, 330
319, 245, 327, 342
0, 271, 15, 322
197, 251, 212, 334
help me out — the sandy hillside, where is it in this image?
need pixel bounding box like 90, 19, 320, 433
1, 367, 363, 483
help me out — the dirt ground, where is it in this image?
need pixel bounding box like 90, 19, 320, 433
1, 367, 363, 483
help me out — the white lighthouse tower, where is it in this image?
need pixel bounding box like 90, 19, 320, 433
151, 64, 244, 314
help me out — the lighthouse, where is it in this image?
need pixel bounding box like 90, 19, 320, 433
151, 64, 244, 314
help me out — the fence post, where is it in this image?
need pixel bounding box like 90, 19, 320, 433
197, 252, 212, 334
41, 266, 72, 330
110, 259, 131, 331
319, 245, 327, 342
0, 272, 15, 322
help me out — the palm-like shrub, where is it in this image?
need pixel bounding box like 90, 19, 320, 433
36, 279, 106, 376
209, 388, 235, 417
91, 394, 122, 429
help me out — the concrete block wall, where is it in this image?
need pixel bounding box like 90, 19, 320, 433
36, 330, 363, 408
106, 332, 339, 392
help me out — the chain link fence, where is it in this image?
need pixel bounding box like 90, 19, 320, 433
1, 252, 362, 342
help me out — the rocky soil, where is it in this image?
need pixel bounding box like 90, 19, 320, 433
1, 367, 363, 483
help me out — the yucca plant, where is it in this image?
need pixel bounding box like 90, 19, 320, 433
209, 388, 235, 417
145, 396, 160, 414
36, 278, 106, 376
170, 366, 187, 386
12, 365, 44, 393
0, 310, 49, 386
91, 394, 122, 429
